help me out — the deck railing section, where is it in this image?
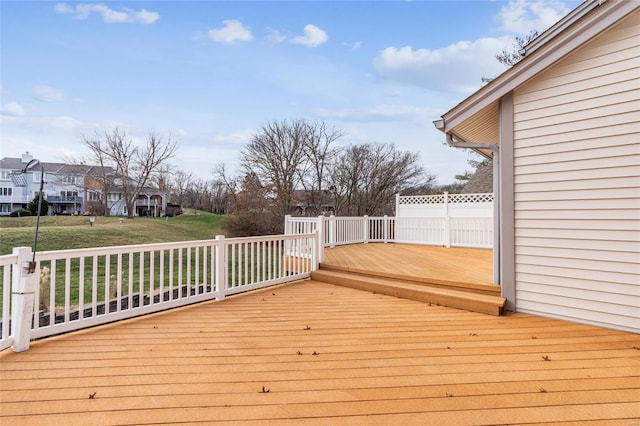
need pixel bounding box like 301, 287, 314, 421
285, 194, 493, 261
0, 232, 317, 352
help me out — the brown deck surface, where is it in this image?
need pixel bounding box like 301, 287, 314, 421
323, 244, 494, 286
2, 280, 639, 425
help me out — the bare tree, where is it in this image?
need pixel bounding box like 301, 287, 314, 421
240, 119, 310, 217
300, 121, 342, 214
496, 29, 539, 66
80, 133, 117, 216
329, 143, 432, 216
482, 29, 540, 84
170, 169, 195, 209
82, 128, 177, 218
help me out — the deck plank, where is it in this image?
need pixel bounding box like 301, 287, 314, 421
1, 280, 639, 425
322, 244, 494, 286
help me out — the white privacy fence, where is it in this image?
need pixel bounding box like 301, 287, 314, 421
285, 192, 494, 261
0, 232, 317, 352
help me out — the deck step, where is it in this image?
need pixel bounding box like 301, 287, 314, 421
318, 263, 501, 297
310, 269, 506, 316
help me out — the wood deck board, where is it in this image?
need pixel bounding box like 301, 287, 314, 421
1, 280, 638, 425
322, 244, 494, 286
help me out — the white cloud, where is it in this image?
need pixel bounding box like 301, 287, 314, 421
207, 20, 253, 43
373, 36, 511, 94
55, 3, 160, 24
498, 0, 570, 34
32, 85, 66, 102
1, 102, 25, 117
290, 24, 328, 48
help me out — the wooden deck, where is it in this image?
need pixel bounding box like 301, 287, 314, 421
322, 244, 494, 287
317, 244, 505, 315
2, 279, 639, 425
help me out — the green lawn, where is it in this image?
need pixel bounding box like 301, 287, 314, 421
0, 212, 226, 255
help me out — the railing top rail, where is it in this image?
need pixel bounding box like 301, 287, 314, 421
225, 233, 316, 243
0, 253, 19, 266
286, 217, 320, 222
33, 233, 318, 260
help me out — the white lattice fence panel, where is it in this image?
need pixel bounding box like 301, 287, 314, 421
448, 193, 494, 203
398, 194, 445, 205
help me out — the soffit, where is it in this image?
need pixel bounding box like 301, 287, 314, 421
450, 101, 499, 150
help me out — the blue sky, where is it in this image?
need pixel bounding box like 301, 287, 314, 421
1, 0, 580, 184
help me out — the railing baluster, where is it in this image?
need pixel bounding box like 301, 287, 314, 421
49, 259, 56, 326
178, 248, 183, 299
78, 257, 85, 320
116, 253, 122, 312
128, 252, 134, 309
91, 256, 97, 318
186, 248, 191, 296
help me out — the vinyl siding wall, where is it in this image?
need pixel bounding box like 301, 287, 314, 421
511, 11, 640, 333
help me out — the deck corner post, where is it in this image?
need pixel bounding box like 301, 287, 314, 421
443, 192, 451, 248
11, 247, 37, 352
329, 215, 336, 248
383, 215, 388, 243
215, 235, 226, 301
317, 215, 325, 263
312, 230, 320, 271
284, 215, 291, 234
363, 215, 369, 244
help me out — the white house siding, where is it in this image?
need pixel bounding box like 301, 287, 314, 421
511, 11, 640, 333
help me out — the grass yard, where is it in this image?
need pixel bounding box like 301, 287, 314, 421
0, 212, 226, 255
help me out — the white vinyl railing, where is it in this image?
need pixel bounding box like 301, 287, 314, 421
285, 214, 493, 262
0, 232, 317, 352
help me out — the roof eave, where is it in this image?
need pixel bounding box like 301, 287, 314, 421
438, 0, 638, 136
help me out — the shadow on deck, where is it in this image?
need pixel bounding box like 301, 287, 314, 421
313, 244, 506, 316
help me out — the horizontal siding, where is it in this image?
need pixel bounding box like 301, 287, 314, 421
512, 10, 640, 333
517, 271, 638, 295
515, 133, 635, 157
514, 164, 637, 184
515, 299, 639, 332
515, 208, 639, 220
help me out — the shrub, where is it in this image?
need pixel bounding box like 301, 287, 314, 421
223, 211, 283, 237
27, 196, 49, 216
10, 208, 31, 217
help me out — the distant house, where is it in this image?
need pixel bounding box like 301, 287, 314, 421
291, 189, 336, 216
0, 152, 168, 217
435, 0, 639, 333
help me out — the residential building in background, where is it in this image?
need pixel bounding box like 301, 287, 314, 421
0, 152, 168, 217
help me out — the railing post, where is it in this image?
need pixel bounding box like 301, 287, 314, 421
329, 215, 336, 248
215, 235, 226, 301
444, 192, 451, 247
317, 215, 325, 263
312, 230, 319, 271
11, 247, 37, 352
363, 215, 369, 244
383, 215, 388, 243
284, 215, 291, 235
